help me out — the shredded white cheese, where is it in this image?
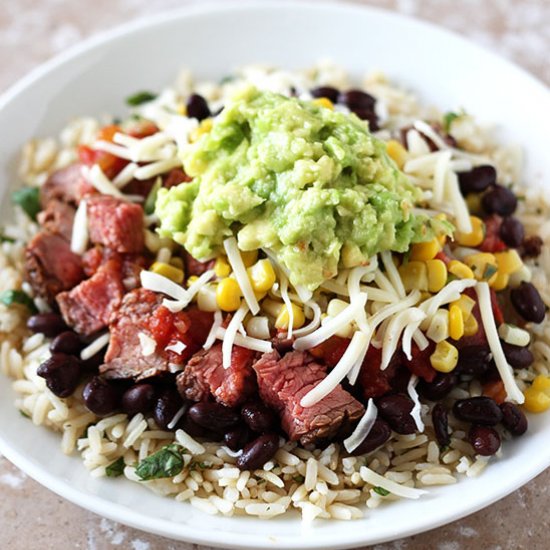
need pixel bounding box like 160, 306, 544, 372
413, 120, 450, 151
263, 248, 312, 303
70, 199, 88, 255
215, 327, 273, 354
222, 303, 249, 369
140, 270, 189, 302
162, 269, 215, 312
292, 301, 322, 337
84, 164, 129, 200
300, 331, 369, 407
360, 466, 428, 499
447, 170, 473, 234
433, 150, 452, 204
380, 251, 405, 299
279, 273, 294, 339
347, 266, 370, 332
167, 405, 186, 430
224, 238, 259, 315
165, 341, 187, 355
112, 162, 139, 188
245, 316, 271, 340
421, 279, 477, 319
343, 398, 378, 453
203, 310, 223, 350
134, 158, 182, 180
475, 282, 525, 403
80, 333, 110, 361
138, 332, 156, 357
407, 375, 424, 432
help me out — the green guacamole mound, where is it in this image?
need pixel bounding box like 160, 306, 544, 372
156, 87, 450, 290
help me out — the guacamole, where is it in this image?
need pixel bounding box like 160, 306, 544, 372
156, 87, 449, 290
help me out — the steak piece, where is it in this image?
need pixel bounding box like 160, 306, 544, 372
40, 163, 94, 207
252, 351, 364, 445
183, 251, 215, 277
24, 232, 85, 305
37, 199, 75, 241
87, 195, 144, 253
176, 343, 257, 408
56, 259, 125, 336
101, 289, 213, 380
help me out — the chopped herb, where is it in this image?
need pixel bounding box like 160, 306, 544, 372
440, 445, 450, 453
135, 443, 184, 480
0, 232, 15, 243
219, 75, 235, 85
373, 486, 390, 497
112, 117, 122, 125
19, 409, 31, 419
442, 112, 459, 134
293, 474, 305, 483
12, 187, 40, 220
0, 290, 37, 313
482, 264, 498, 280
126, 91, 158, 106
144, 178, 162, 215
106, 457, 125, 478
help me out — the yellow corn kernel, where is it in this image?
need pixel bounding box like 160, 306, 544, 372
426, 259, 447, 293
463, 313, 479, 337
448, 260, 474, 280
451, 294, 476, 321
275, 303, 306, 330
448, 304, 464, 340
150, 262, 184, 284
240, 249, 259, 268
386, 140, 408, 169
186, 275, 199, 287
410, 239, 441, 261
216, 278, 242, 312
494, 250, 523, 275
248, 259, 276, 293
176, 103, 187, 116
435, 213, 448, 246
312, 97, 334, 110
464, 253, 498, 281
398, 261, 429, 292
465, 193, 482, 216
489, 270, 509, 291
430, 341, 459, 373
189, 118, 213, 142
532, 375, 550, 392
522, 376, 550, 413
214, 256, 231, 278
455, 216, 485, 247
169, 256, 184, 270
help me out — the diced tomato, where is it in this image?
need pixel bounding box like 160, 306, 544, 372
403, 341, 437, 382
357, 346, 395, 399
149, 306, 176, 350
435, 250, 452, 265
310, 335, 350, 368
490, 288, 504, 325
482, 379, 506, 404
479, 215, 507, 253
163, 168, 192, 188
184, 308, 215, 347
97, 124, 122, 142
127, 119, 159, 138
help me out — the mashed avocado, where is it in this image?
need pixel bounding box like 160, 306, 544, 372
156, 87, 449, 290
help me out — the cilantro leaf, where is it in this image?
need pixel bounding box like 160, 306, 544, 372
106, 457, 125, 478
126, 91, 157, 107
144, 178, 162, 215
0, 290, 37, 313
12, 187, 40, 220
373, 486, 390, 496
0, 232, 15, 243
135, 443, 185, 480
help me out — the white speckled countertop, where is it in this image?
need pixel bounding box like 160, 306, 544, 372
1, 1, 549, 549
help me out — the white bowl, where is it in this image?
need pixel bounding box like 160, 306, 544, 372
1, 2, 549, 548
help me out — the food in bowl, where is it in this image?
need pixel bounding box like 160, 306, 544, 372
1, 61, 549, 521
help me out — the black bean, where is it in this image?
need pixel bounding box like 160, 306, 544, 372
49, 331, 82, 355
186, 94, 211, 121
510, 282, 546, 324
188, 402, 240, 431
376, 393, 417, 434
521, 235, 543, 258
456, 345, 492, 376
453, 396, 503, 426
482, 185, 518, 216
457, 165, 496, 195
499, 217, 525, 248
417, 372, 457, 401
432, 404, 451, 448
339, 89, 376, 111
153, 389, 184, 430
121, 384, 156, 416
469, 425, 501, 456
236, 433, 279, 470
27, 313, 67, 338
354, 109, 379, 131
501, 342, 534, 369
37, 353, 81, 398
224, 426, 251, 452
350, 419, 391, 456
81, 349, 106, 372
310, 86, 340, 103
82, 376, 120, 416
241, 401, 276, 433
500, 402, 528, 436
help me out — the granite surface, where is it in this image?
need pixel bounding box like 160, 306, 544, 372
1, 1, 549, 549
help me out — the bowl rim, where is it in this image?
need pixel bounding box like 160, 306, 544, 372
1, 2, 549, 548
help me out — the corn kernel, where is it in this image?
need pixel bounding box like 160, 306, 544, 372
498, 323, 530, 347
176, 103, 187, 116
489, 270, 509, 291
494, 250, 523, 275
448, 304, 464, 340
508, 264, 532, 288
463, 314, 479, 337
169, 256, 184, 270
240, 249, 259, 268
426, 309, 449, 343
523, 375, 550, 413
410, 239, 441, 261
398, 261, 429, 292
275, 303, 305, 330
435, 213, 448, 246
248, 259, 276, 293
532, 375, 550, 392
262, 298, 284, 318
448, 260, 474, 280
465, 193, 482, 216
426, 259, 447, 293
216, 278, 242, 312
150, 262, 184, 284
451, 294, 476, 321
455, 216, 485, 247
312, 97, 334, 110
189, 118, 213, 142
214, 256, 231, 278
341, 242, 366, 269
386, 140, 408, 169
430, 341, 459, 373
186, 275, 199, 287
464, 253, 498, 281
197, 284, 218, 312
